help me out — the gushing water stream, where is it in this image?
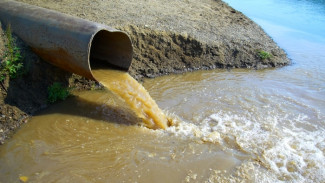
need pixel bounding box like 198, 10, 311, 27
92, 68, 168, 129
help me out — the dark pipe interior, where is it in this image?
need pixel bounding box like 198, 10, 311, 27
90, 30, 133, 71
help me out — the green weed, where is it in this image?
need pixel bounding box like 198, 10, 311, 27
257, 50, 272, 60
0, 24, 23, 82
48, 82, 70, 103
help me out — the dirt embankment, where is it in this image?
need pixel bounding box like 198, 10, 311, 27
16, 0, 289, 79
0, 0, 290, 144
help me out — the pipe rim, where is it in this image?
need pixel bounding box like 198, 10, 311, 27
88, 28, 133, 80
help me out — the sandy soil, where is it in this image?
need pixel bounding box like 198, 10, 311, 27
0, 0, 290, 144
18, 0, 289, 79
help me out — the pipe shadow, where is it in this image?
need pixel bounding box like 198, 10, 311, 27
36, 93, 142, 126
1, 21, 73, 115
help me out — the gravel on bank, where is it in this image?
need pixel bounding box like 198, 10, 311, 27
18, 0, 290, 79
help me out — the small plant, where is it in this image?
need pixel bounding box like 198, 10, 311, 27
257, 50, 272, 60
48, 82, 70, 103
0, 24, 23, 82
90, 83, 96, 90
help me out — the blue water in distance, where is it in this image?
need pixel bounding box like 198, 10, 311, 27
223, 0, 325, 42
223, 0, 325, 60
223, 0, 325, 92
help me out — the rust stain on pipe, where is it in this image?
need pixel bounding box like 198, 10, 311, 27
0, 0, 133, 80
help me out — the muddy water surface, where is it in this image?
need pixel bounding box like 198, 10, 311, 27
0, 90, 243, 182
1, 63, 324, 182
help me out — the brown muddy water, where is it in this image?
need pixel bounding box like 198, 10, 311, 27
1, 0, 325, 182
0, 88, 245, 183
0, 65, 324, 182
91, 68, 168, 129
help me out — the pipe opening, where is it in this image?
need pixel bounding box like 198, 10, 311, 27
89, 30, 133, 72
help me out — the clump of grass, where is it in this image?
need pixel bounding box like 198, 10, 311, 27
257, 50, 272, 60
0, 24, 23, 82
48, 82, 70, 103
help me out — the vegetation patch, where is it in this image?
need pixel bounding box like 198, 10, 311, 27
48, 82, 70, 103
257, 50, 272, 60
0, 24, 23, 82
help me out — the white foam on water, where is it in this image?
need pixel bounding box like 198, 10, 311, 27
162, 110, 325, 183
163, 112, 222, 144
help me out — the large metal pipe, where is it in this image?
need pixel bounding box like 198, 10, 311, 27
0, 0, 133, 80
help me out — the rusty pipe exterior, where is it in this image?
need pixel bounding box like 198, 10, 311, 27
0, 0, 133, 80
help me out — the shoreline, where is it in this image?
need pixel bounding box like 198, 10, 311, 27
0, 0, 290, 144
